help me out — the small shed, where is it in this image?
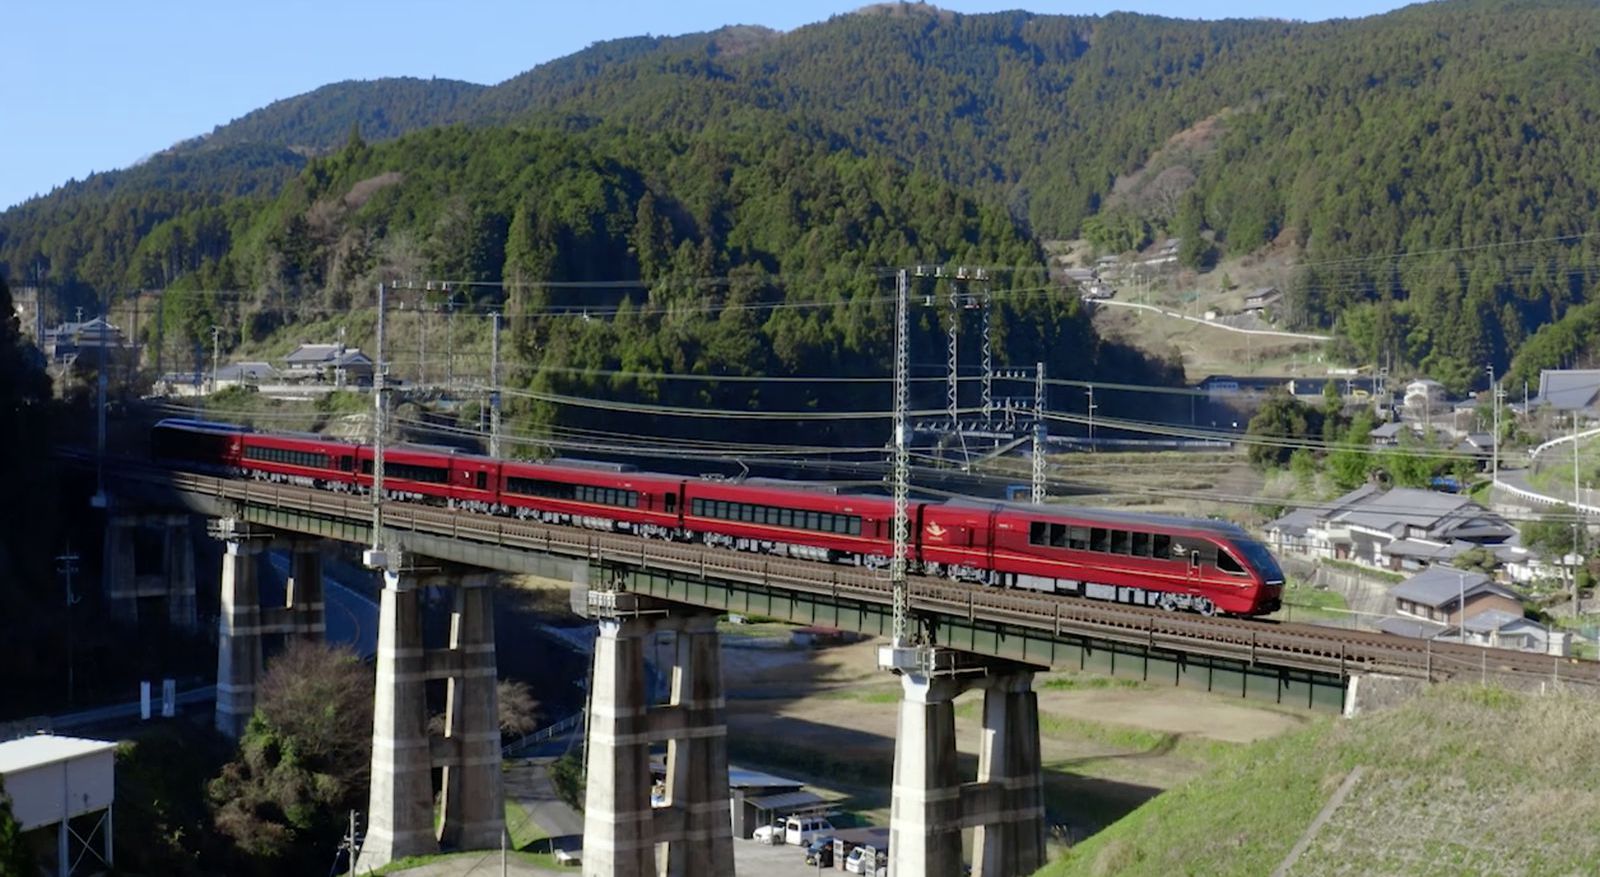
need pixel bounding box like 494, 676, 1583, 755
0, 734, 117, 876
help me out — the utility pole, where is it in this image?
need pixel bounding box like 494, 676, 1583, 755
1086, 385, 1097, 451
446, 288, 456, 392
1487, 365, 1500, 490
210, 324, 224, 394
419, 298, 429, 386
56, 548, 81, 705
1575, 410, 1583, 612
490, 311, 502, 458
93, 297, 108, 509
1032, 361, 1047, 504
365, 283, 390, 570
980, 292, 993, 424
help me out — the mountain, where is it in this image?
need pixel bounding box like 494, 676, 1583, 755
6, 0, 1600, 388
185, 76, 487, 152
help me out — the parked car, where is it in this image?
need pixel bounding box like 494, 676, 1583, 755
804, 837, 834, 867
784, 815, 834, 847
752, 820, 783, 845
844, 845, 888, 875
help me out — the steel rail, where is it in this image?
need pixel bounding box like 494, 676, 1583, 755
133, 468, 1600, 688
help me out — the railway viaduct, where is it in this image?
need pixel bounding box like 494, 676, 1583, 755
96, 464, 1600, 876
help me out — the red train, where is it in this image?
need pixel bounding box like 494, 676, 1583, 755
152, 419, 1284, 616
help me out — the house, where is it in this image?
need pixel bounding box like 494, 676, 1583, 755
1454, 609, 1568, 655
1267, 486, 1515, 570
1532, 369, 1600, 416
42, 317, 130, 367
214, 361, 279, 389
1242, 287, 1282, 315
1404, 379, 1448, 416
1369, 421, 1407, 447
1138, 238, 1182, 268
282, 343, 373, 386
1388, 566, 1523, 627
1453, 432, 1495, 469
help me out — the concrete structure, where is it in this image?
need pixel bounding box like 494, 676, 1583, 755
213, 526, 328, 739
101, 512, 197, 629
358, 560, 504, 871
887, 652, 1045, 877
0, 734, 117, 877
582, 593, 734, 877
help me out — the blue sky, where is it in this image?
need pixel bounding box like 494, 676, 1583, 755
0, 0, 1417, 211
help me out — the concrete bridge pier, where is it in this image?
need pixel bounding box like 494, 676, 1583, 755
886, 652, 1045, 877
102, 512, 197, 630
359, 560, 504, 872
214, 528, 265, 739
285, 540, 326, 639
889, 671, 966, 877
359, 568, 438, 868
438, 579, 505, 851
659, 612, 733, 877
212, 526, 330, 739
583, 615, 656, 877
971, 673, 1046, 877
582, 592, 734, 877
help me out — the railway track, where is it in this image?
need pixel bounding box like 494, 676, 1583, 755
126, 466, 1600, 689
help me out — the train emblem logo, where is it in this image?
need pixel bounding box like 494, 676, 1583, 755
925, 522, 947, 539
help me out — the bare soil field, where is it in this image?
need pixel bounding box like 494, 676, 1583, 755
721, 637, 1313, 837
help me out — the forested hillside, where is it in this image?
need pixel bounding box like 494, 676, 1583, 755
116, 121, 1177, 444
5, 0, 1600, 396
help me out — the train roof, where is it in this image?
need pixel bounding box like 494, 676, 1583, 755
939, 498, 1254, 540
548, 458, 638, 473
154, 418, 252, 434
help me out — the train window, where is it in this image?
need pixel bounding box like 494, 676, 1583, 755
666, 494, 677, 513
714, 501, 728, 520
691, 498, 704, 516
1049, 523, 1068, 548
1110, 530, 1131, 555
1190, 550, 1201, 569
1069, 527, 1089, 550
805, 511, 820, 531
1153, 534, 1172, 558
1029, 522, 1048, 545
849, 517, 861, 536
1131, 532, 1151, 557
1090, 528, 1109, 552
741, 504, 756, 523
780, 509, 793, 527
476, 472, 488, 490
1217, 550, 1247, 575
340, 456, 354, 472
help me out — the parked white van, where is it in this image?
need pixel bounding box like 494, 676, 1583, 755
783, 815, 834, 846
753, 814, 834, 845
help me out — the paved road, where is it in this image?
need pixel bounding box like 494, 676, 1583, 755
504, 758, 583, 847
385, 838, 837, 876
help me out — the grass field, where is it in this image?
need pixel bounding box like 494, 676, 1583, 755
1042, 684, 1600, 877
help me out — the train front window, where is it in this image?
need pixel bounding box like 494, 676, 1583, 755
1217, 550, 1247, 576
1231, 539, 1285, 581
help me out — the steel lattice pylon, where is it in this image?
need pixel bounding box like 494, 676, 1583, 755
1032, 361, 1047, 505
891, 268, 912, 646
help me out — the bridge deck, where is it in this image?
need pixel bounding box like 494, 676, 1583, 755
107, 465, 1600, 713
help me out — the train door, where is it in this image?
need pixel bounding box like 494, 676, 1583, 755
1187, 549, 1202, 588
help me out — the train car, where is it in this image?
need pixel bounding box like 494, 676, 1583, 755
151, 419, 247, 471
238, 431, 360, 489
681, 480, 897, 563
497, 459, 682, 538
922, 501, 1282, 615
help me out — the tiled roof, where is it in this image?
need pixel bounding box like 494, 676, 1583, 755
1390, 567, 1520, 608
1535, 369, 1600, 411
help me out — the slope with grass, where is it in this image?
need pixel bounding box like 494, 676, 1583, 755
1042, 685, 1600, 877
